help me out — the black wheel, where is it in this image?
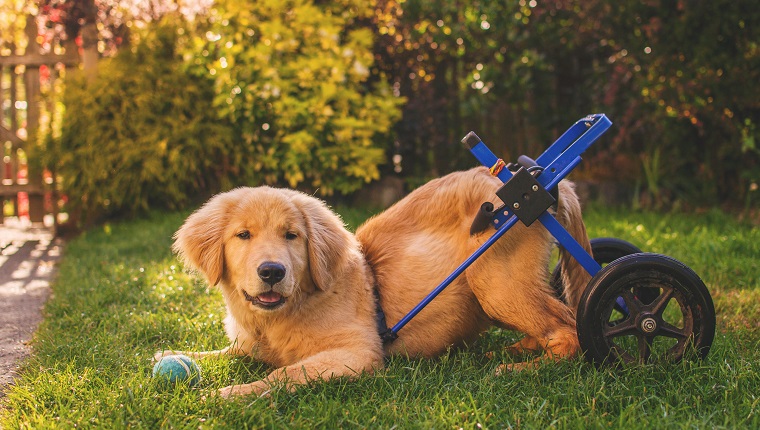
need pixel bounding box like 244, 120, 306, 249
588, 237, 642, 266
576, 253, 716, 366
551, 237, 643, 299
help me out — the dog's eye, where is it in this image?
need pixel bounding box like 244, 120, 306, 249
236, 230, 251, 240
285, 232, 298, 240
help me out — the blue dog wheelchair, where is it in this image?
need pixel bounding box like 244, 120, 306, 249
380, 114, 716, 366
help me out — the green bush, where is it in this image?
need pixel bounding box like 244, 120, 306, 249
49, 20, 233, 224
197, 0, 404, 195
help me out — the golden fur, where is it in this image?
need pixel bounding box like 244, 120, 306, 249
157, 167, 592, 396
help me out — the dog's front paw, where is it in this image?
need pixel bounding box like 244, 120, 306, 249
218, 380, 272, 398
153, 350, 184, 362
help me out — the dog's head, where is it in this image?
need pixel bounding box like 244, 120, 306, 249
173, 187, 357, 314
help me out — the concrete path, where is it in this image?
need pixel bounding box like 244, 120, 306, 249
0, 219, 62, 396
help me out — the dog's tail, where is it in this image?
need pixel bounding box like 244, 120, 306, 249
555, 181, 593, 312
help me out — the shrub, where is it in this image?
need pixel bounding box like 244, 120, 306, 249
196, 0, 404, 195
49, 20, 233, 224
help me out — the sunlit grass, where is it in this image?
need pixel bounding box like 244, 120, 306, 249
1, 205, 759, 428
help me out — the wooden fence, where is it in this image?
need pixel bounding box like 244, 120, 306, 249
1, 15, 79, 226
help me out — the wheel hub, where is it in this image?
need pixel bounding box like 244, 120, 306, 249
640, 316, 657, 333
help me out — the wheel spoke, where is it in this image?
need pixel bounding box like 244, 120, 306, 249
658, 320, 689, 339
604, 317, 638, 338
665, 337, 689, 360
611, 344, 636, 364
637, 335, 653, 364
649, 286, 674, 316
619, 289, 642, 315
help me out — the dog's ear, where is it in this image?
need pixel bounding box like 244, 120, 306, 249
291, 192, 357, 292
173, 192, 234, 286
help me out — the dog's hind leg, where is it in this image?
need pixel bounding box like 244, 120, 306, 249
496, 323, 579, 373
466, 229, 581, 369
504, 335, 542, 355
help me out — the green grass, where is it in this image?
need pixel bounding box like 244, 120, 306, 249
2, 205, 760, 429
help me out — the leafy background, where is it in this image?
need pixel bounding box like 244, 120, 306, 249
2, 0, 755, 223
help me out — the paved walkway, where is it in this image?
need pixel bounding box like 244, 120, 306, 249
0, 219, 62, 396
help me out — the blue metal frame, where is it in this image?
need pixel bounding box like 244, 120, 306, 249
385, 114, 612, 339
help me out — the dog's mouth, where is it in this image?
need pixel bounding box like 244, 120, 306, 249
242, 290, 286, 309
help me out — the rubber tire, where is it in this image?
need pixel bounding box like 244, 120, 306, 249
576, 253, 716, 366
550, 237, 642, 299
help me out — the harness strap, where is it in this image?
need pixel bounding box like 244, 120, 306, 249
374, 287, 397, 343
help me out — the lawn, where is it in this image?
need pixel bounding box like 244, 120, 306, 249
1, 203, 759, 428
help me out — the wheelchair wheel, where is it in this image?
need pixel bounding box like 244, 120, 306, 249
550, 237, 642, 299
576, 253, 716, 366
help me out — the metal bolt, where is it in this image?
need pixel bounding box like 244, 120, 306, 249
512, 202, 520, 209
640, 317, 657, 333
532, 185, 539, 192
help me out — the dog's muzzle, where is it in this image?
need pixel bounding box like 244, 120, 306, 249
243, 289, 286, 309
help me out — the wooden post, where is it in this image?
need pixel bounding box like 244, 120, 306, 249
81, 23, 99, 80
1, 14, 81, 227
0, 65, 4, 127
1, 65, 4, 224
23, 15, 45, 223
9, 56, 18, 134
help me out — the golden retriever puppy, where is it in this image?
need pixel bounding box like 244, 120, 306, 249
156, 187, 383, 397
355, 167, 592, 372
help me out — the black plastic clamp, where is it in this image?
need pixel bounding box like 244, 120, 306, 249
495, 167, 556, 227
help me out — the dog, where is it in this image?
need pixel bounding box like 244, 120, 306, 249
156, 166, 592, 396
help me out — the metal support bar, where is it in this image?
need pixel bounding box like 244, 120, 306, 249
535, 115, 613, 168
388, 215, 520, 337
538, 212, 601, 276
462, 132, 513, 183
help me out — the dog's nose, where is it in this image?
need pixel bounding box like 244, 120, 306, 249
257, 262, 286, 286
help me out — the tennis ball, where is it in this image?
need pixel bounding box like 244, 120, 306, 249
152, 354, 202, 387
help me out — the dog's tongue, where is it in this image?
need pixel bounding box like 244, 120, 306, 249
257, 292, 283, 303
